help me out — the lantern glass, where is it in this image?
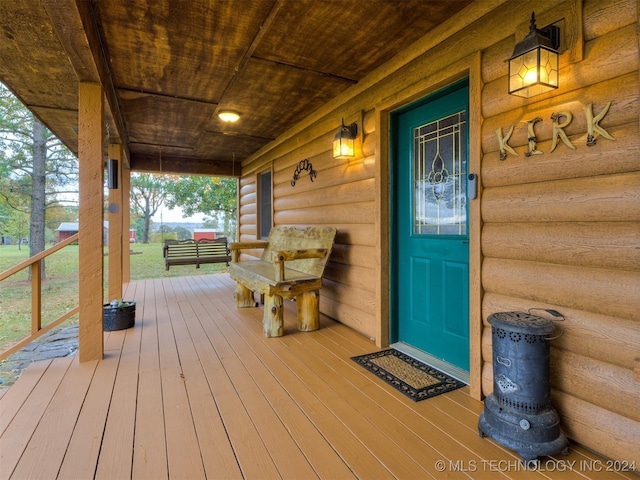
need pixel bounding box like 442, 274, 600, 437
333, 136, 354, 158
508, 46, 558, 98
332, 121, 357, 158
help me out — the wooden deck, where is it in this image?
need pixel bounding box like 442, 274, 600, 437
0, 274, 635, 480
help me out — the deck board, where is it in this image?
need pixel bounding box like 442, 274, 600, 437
199, 277, 396, 479
306, 331, 492, 479
278, 333, 432, 478
11, 357, 97, 480
0, 273, 636, 480
175, 298, 244, 479
186, 276, 350, 479
191, 306, 284, 479
187, 278, 355, 479
181, 277, 284, 479
95, 328, 141, 479
132, 278, 169, 480
0, 358, 52, 436
58, 332, 125, 480
313, 321, 523, 472
0, 356, 72, 480
205, 281, 452, 478
161, 297, 207, 479
272, 298, 508, 479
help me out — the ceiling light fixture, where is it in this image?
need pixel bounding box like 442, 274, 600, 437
218, 111, 240, 122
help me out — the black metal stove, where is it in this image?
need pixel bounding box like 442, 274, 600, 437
478, 310, 568, 464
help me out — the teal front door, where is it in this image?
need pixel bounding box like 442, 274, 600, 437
391, 81, 470, 371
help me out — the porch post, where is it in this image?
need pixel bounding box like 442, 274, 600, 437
78, 82, 104, 362
121, 167, 131, 284
107, 143, 123, 301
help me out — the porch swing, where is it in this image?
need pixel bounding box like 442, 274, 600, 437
160, 148, 232, 270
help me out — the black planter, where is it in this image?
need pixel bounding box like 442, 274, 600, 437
103, 302, 136, 331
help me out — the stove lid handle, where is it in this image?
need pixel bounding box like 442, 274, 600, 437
544, 324, 564, 341
528, 308, 565, 340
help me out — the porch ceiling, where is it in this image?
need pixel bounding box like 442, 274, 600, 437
0, 0, 472, 176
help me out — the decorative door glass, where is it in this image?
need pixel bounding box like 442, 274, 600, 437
413, 111, 467, 235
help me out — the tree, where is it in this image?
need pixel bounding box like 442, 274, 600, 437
0, 199, 29, 247
151, 224, 176, 244
166, 176, 237, 239
0, 83, 78, 275
129, 173, 174, 243
174, 226, 191, 241
0, 197, 29, 246
131, 216, 145, 244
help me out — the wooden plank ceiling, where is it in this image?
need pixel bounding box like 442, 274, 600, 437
0, 0, 472, 176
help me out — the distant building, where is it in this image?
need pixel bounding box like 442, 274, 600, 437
56, 222, 79, 242
57, 222, 109, 244
193, 229, 220, 241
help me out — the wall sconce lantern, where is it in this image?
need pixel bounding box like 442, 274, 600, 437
107, 158, 118, 189
508, 12, 560, 98
333, 119, 358, 158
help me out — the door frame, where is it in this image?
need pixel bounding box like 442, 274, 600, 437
374, 58, 483, 399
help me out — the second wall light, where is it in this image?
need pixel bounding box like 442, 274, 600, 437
333, 119, 358, 158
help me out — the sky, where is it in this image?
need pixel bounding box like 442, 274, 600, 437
151, 206, 205, 224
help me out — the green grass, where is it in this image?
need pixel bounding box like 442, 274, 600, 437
0, 243, 227, 353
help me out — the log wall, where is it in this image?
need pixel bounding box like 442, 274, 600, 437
239, 111, 380, 341
479, 0, 640, 466
238, 0, 639, 464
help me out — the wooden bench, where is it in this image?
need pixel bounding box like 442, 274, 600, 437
163, 238, 231, 270
229, 226, 337, 337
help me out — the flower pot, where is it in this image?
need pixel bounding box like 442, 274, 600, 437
103, 301, 136, 331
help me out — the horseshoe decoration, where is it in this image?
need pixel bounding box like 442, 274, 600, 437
291, 159, 317, 187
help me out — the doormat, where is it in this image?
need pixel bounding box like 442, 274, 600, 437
351, 349, 465, 402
